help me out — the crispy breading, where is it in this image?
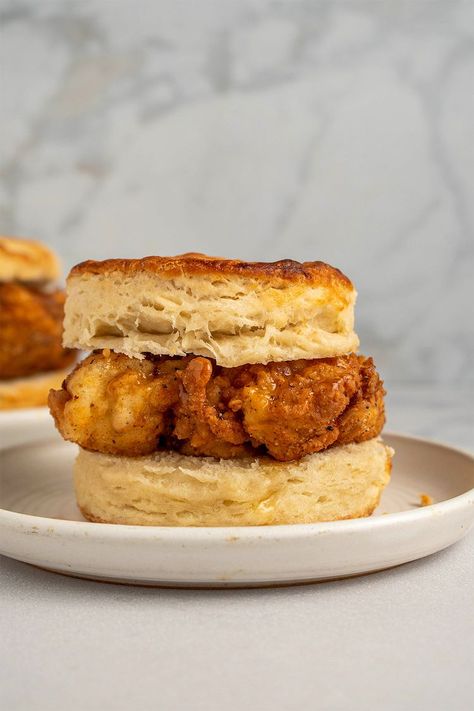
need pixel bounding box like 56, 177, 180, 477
0, 283, 75, 379
337, 356, 386, 445
49, 351, 186, 456
49, 351, 385, 462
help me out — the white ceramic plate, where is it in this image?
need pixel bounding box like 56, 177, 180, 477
0, 417, 473, 587
0, 407, 52, 449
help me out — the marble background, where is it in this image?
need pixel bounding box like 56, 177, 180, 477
1, 0, 473, 388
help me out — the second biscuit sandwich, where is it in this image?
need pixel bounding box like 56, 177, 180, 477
49, 254, 392, 526
0, 236, 76, 410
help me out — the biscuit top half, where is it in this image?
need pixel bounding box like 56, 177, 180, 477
0, 236, 60, 283
64, 253, 359, 367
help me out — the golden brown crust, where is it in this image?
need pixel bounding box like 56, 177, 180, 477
49, 350, 385, 462
0, 283, 76, 379
69, 253, 353, 290
0, 235, 60, 283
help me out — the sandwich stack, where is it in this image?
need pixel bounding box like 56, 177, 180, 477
0, 236, 75, 410
49, 254, 392, 526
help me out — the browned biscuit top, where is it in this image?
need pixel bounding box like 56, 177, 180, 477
0, 235, 60, 283
69, 253, 353, 289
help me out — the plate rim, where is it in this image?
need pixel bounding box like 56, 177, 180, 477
1, 430, 473, 540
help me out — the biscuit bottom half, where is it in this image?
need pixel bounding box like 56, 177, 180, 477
74, 438, 393, 527
0, 369, 72, 411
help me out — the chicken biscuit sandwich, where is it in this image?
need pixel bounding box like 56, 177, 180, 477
49, 254, 392, 526
0, 236, 76, 410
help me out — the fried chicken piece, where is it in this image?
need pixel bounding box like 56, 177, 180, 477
0, 283, 75, 379
50, 351, 385, 461
173, 357, 249, 458
237, 356, 363, 460
173, 356, 366, 460
49, 351, 185, 456
337, 356, 386, 445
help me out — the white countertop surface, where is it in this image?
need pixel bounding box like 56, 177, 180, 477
1, 384, 473, 711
